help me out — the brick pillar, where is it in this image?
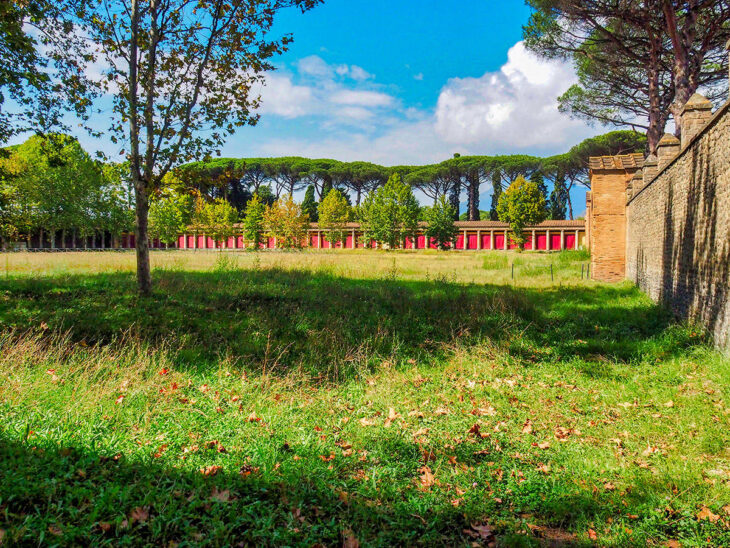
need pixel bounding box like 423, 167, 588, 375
642, 154, 658, 187
656, 133, 680, 171
587, 156, 641, 281
680, 93, 713, 148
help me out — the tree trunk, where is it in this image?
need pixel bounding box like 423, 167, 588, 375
50, 229, 56, 249
61, 229, 66, 249
39, 228, 44, 249
468, 172, 479, 221
135, 182, 152, 295
71, 229, 76, 249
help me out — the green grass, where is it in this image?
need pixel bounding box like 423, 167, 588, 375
0, 250, 728, 546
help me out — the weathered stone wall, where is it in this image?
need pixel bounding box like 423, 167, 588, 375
626, 101, 730, 349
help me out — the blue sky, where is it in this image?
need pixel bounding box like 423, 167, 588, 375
76, 0, 603, 215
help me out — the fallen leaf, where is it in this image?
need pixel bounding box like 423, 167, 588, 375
664, 541, 681, 548
320, 453, 335, 462
200, 465, 222, 476
604, 482, 616, 491
98, 522, 112, 533
48, 525, 63, 536
697, 506, 720, 523
537, 441, 550, 450
522, 419, 533, 435
588, 529, 598, 541
433, 407, 449, 416
418, 466, 435, 490
342, 529, 360, 548
471, 406, 497, 416
359, 417, 376, 427
470, 523, 494, 540
158, 368, 170, 376
664, 401, 674, 408
115, 394, 125, 405
248, 412, 261, 423
130, 506, 149, 523
210, 487, 231, 502
408, 410, 424, 418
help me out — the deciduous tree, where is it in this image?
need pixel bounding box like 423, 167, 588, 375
423, 195, 457, 250
263, 194, 308, 249
318, 188, 350, 247
75, 0, 320, 294
497, 176, 547, 249
242, 194, 266, 249
360, 173, 419, 249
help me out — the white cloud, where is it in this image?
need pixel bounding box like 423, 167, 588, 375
413, 73, 424, 81
257, 73, 314, 118
330, 89, 392, 107
241, 41, 598, 167
349, 65, 373, 81
434, 41, 594, 148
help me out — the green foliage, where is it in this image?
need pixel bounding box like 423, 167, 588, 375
360, 173, 420, 249
194, 198, 239, 248
149, 190, 194, 245
263, 194, 308, 249
423, 195, 458, 250
549, 172, 568, 220
301, 185, 318, 222
317, 189, 350, 246
242, 195, 266, 249
497, 176, 547, 249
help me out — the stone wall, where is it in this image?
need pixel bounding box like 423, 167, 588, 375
626, 100, 730, 349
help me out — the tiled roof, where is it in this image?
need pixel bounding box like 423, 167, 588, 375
588, 153, 644, 171
305, 220, 584, 230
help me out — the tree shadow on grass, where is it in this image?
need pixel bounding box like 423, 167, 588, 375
0, 268, 696, 380
0, 432, 679, 547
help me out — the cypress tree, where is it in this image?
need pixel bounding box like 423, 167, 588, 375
301, 185, 318, 222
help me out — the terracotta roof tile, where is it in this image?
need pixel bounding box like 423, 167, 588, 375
588, 153, 644, 171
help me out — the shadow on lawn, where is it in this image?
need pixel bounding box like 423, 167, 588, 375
0, 267, 697, 379
0, 433, 661, 547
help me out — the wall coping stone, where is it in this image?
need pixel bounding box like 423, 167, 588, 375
628, 98, 730, 205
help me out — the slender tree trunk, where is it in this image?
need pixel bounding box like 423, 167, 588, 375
135, 182, 152, 295
468, 172, 479, 221
39, 227, 44, 249
50, 229, 55, 249
71, 229, 76, 249
61, 229, 65, 249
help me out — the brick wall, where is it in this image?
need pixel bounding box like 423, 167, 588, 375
626, 100, 730, 349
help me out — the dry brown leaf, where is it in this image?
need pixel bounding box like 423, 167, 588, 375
418, 466, 435, 490
522, 419, 533, 435
537, 441, 550, 450
210, 487, 231, 502
342, 529, 360, 548
697, 506, 720, 522
130, 506, 150, 523
588, 529, 598, 541
200, 465, 222, 476
48, 525, 63, 536
359, 417, 376, 427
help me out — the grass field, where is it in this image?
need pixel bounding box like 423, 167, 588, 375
0, 249, 728, 547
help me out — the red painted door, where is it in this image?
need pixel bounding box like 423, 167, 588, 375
177, 235, 185, 248
404, 237, 413, 249
565, 233, 576, 250
524, 234, 533, 250
467, 233, 478, 250
416, 234, 425, 249
551, 233, 562, 250
322, 237, 330, 249
237, 236, 245, 248
187, 235, 195, 248
536, 233, 547, 250
227, 237, 235, 249
509, 238, 518, 250
206, 237, 214, 249
268, 237, 276, 249
481, 233, 491, 249
495, 233, 505, 250
346, 234, 354, 249
456, 234, 464, 249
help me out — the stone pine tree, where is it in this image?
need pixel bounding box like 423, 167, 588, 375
361, 173, 419, 249
423, 195, 458, 250
74, 0, 321, 294
489, 171, 502, 221
549, 169, 568, 220
497, 176, 547, 250
317, 189, 350, 247
242, 194, 266, 249
301, 185, 318, 222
